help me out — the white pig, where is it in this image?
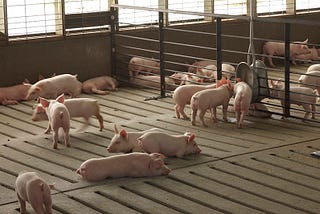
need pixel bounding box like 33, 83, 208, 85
82, 75, 119, 95
107, 124, 162, 153
39, 94, 71, 149
0, 80, 32, 105
130, 74, 177, 91
187, 60, 216, 73
32, 98, 104, 131
262, 39, 310, 67
15, 171, 54, 214
298, 70, 320, 96
269, 80, 317, 120
191, 79, 233, 127
138, 131, 201, 158
25, 74, 82, 100
128, 57, 160, 78
233, 81, 253, 128
76, 152, 171, 182
197, 63, 235, 82
307, 64, 320, 73
172, 83, 216, 120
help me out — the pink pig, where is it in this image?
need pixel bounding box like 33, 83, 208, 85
233, 81, 253, 128
190, 79, 233, 126
128, 57, 160, 78
138, 131, 201, 158
32, 97, 104, 131
172, 83, 216, 120
0, 80, 32, 105
39, 94, 70, 149
82, 75, 119, 95
307, 64, 320, 73
15, 171, 54, 214
130, 74, 177, 90
298, 70, 320, 95
187, 60, 216, 73
76, 152, 171, 182
25, 74, 82, 100
107, 124, 162, 153
295, 47, 320, 62
262, 38, 310, 67
269, 80, 317, 120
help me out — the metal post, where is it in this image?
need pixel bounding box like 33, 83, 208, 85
159, 11, 165, 98
216, 17, 222, 80
110, 6, 118, 77
284, 23, 290, 117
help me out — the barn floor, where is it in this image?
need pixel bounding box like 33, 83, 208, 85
1, 68, 320, 213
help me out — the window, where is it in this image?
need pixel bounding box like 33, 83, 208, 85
296, 0, 320, 11
214, 0, 247, 15
168, 0, 204, 22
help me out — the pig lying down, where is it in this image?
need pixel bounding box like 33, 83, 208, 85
82, 75, 119, 95
76, 152, 171, 182
0, 80, 32, 105
15, 171, 54, 214
138, 131, 201, 158
32, 97, 104, 131
128, 57, 160, 79
107, 124, 162, 153
39, 94, 70, 149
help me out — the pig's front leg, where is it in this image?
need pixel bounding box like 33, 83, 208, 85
268, 56, 275, 67
191, 109, 197, 126
198, 110, 207, 127
210, 108, 217, 122
222, 104, 228, 122
17, 194, 26, 214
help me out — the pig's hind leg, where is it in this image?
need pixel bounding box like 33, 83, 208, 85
17, 193, 27, 214
91, 87, 110, 95
63, 128, 70, 147
199, 110, 208, 127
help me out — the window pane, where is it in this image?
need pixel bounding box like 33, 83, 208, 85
256, 0, 286, 14
296, 0, 320, 11
168, 0, 204, 22
65, 0, 108, 14
215, 0, 247, 15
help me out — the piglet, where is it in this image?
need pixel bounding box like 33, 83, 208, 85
191, 79, 233, 126
82, 76, 119, 95
25, 74, 82, 100
233, 81, 253, 128
15, 171, 54, 214
107, 124, 161, 153
196, 63, 235, 82
262, 39, 310, 67
298, 70, 320, 96
138, 131, 201, 158
32, 98, 104, 131
172, 83, 216, 120
269, 80, 317, 120
0, 80, 32, 105
39, 94, 70, 149
187, 60, 216, 73
76, 152, 171, 182
128, 57, 160, 78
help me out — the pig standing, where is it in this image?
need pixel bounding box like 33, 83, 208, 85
32, 98, 104, 131
172, 83, 216, 120
269, 80, 316, 120
39, 94, 70, 149
107, 125, 161, 153
128, 57, 160, 78
298, 70, 320, 96
295, 47, 320, 62
138, 131, 201, 158
76, 152, 171, 182
82, 76, 119, 95
0, 80, 32, 105
130, 74, 177, 91
191, 79, 233, 126
15, 171, 54, 214
25, 74, 82, 100
233, 81, 253, 128
262, 39, 310, 67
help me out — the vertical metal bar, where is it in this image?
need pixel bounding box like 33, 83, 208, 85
284, 23, 290, 117
216, 17, 222, 80
159, 11, 165, 98
110, 6, 118, 77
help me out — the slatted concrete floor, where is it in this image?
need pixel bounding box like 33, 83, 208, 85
0, 87, 320, 214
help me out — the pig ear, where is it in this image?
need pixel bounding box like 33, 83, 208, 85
120, 129, 127, 139
23, 79, 30, 84
303, 38, 308, 44
38, 74, 45, 80
35, 86, 41, 92
236, 78, 241, 83
216, 81, 222, 88
188, 133, 196, 143
114, 124, 119, 134
39, 97, 49, 108
149, 159, 163, 170
56, 94, 65, 103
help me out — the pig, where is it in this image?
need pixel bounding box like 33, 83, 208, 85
172, 83, 217, 120
32, 98, 104, 131
39, 94, 71, 149
298, 70, 320, 96
269, 80, 317, 120
107, 124, 162, 153
222, 63, 236, 79
196, 63, 235, 82
82, 76, 119, 95
15, 171, 54, 214
138, 131, 201, 158
190, 79, 233, 127
130, 74, 177, 91
233, 81, 253, 128
25, 74, 82, 100
262, 38, 310, 67
0, 80, 32, 105
178, 73, 203, 85
128, 57, 160, 78
307, 64, 320, 73
76, 152, 171, 182
295, 46, 320, 62
187, 60, 216, 73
